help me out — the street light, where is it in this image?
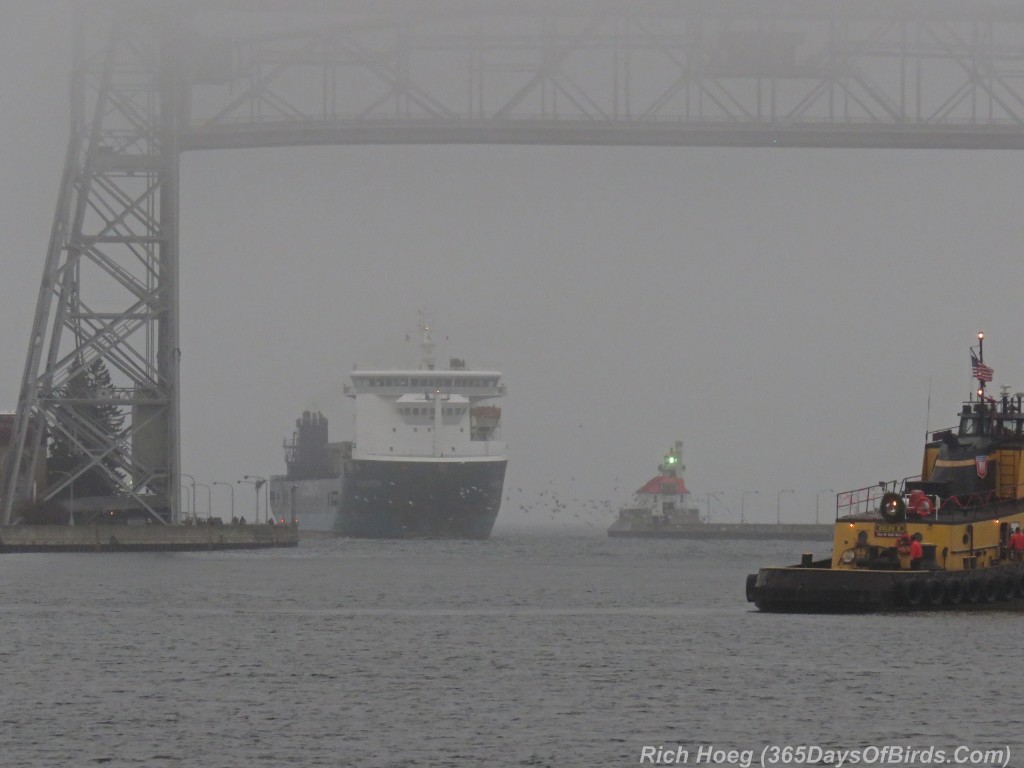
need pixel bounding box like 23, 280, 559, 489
816, 489, 835, 525
705, 492, 722, 523
180, 482, 192, 520
196, 482, 213, 522
777, 489, 794, 524
181, 473, 197, 523
213, 481, 235, 522
741, 490, 758, 525
239, 475, 267, 523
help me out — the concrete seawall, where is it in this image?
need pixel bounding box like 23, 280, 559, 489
608, 523, 834, 541
0, 523, 299, 553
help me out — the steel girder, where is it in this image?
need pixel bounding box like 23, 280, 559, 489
1, 5, 181, 524
179, 0, 1024, 150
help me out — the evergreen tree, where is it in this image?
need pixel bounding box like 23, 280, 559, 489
47, 356, 125, 498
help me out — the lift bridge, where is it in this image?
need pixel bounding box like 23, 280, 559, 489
5, 0, 1024, 524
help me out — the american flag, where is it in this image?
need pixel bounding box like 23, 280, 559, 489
971, 352, 994, 382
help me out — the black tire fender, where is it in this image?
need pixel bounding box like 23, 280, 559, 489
925, 579, 944, 607
944, 578, 964, 605
983, 576, 1000, 603
965, 578, 983, 604
879, 492, 906, 522
902, 579, 925, 607
1000, 574, 1017, 601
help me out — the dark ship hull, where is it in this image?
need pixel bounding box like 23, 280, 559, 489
748, 558, 1024, 613
340, 457, 507, 539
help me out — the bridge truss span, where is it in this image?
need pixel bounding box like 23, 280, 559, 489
6, 0, 1024, 522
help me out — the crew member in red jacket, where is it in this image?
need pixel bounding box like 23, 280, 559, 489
1010, 527, 1024, 562
909, 532, 924, 570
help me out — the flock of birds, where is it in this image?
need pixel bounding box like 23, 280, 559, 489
505, 481, 625, 528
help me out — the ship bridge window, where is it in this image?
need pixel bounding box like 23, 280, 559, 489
959, 416, 977, 436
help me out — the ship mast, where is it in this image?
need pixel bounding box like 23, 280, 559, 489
418, 310, 436, 371
977, 331, 985, 398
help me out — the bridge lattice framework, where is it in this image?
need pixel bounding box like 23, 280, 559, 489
5, 0, 1024, 523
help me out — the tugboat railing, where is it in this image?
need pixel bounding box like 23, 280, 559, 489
937, 489, 999, 511
837, 479, 1004, 521
836, 477, 919, 520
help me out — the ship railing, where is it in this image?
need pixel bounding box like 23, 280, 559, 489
359, 442, 506, 459
937, 489, 999, 512
837, 478, 1005, 521
835, 477, 919, 520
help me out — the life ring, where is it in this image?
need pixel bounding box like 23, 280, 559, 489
914, 497, 934, 518
965, 578, 983, 603
879, 492, 906, 522
983, 577, 1000, 603
925, 579, 944, 607
944, 578, 964, 605
902, 579, 925, 607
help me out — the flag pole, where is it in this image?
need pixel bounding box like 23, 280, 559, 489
925, 376, 932, 442
978, 331, 986, 398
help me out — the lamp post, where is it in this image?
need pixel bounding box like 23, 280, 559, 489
777, 489, 794, 524
240, 475, 266, 523
705, 492, 721, 523
213, 481, 235, 522
180, 473, 197, 523
196, 483, 212, 522
741, 490, 758, 525
180, 482, 192, 520
816, 489, 835, 525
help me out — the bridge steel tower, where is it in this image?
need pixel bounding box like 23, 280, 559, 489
6, 0, 1024, 523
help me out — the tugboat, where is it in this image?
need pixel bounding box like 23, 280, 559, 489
747, 333, 1024, 612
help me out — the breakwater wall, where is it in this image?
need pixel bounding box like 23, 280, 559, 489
0, 523, 298, 552
608, 523, 834, 541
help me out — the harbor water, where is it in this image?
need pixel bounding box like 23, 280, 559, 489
3, 528, 1021, 767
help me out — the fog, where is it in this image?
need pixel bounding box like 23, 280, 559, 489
3, 2, 1023, 530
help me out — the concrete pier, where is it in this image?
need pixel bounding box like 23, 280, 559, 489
0, 523, 299, 553
607, 522, 834, 541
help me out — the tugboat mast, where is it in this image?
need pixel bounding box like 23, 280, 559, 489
977, 331, 985, 399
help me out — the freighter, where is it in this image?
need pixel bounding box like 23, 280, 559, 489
747, 333, 1024, 612
269, 321, 507, 538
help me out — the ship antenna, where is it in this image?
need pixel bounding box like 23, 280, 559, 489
418, 310, 436, 370
925, 376, 932, 441
976, 331, 986, 400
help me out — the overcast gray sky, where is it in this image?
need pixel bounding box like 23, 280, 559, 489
3, 2, 1023, 529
